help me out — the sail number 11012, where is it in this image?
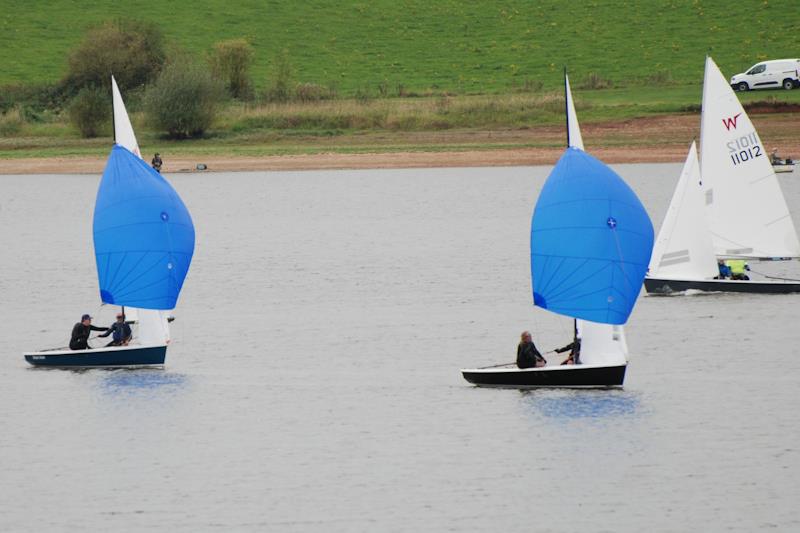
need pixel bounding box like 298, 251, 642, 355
727, 131, 762, 166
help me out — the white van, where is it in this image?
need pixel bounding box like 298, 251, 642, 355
730, 59, 800, 91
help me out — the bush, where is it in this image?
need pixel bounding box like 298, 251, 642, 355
294, 82, 332, 102
68, 87, 110, 138
0, 82, 66, 113
145, 58, 223, 138
576, 72, 613, 90
354, 86, 372, 104
0, 107, 24, 136
263, 49, 293, 102
209, 38, 255, 100
65, 19, 165, 93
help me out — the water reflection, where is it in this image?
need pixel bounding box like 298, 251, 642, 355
520, 389, 643, 420
97, 369, 189, 397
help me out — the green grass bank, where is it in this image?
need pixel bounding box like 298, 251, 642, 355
2, 0, 798, 94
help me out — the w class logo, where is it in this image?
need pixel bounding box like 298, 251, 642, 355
722, 113, 742, 131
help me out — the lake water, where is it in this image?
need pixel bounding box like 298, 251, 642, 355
1, 164, 799, 532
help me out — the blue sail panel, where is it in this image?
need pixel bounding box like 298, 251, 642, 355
531, 148, 654, 324
93, 145, 195, 310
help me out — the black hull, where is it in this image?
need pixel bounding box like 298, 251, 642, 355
644, 277, 800, 294
461, 364, 626, 389
24, 345, 167, 368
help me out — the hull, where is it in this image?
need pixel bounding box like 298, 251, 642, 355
24, 344, 167, 368
644, 276, 800, 294
460, 364, 626, 388
773, 164, 794, 174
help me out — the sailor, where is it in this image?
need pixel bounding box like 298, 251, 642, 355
771, 149, 782, 165
716, 259, 732, 279
556, 324, 581, 365
98, 312, 132, 346
151, 153, 163, 173
517, 331, 546, 369
727, 259, 750, 280
69, 314, 109, 350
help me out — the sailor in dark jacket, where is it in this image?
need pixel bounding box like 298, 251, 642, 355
69, 314, 109, 350
517, 331, 546, 369
556, 321, 582, 365
151, 153, 163, 173
98, 312, 132, 346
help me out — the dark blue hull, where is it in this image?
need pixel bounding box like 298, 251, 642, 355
461, 364, 626, 388
644, 277, 800, 294
24, 345, 167, 368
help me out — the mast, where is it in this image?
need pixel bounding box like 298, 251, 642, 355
564, 67, 570, 148
111, 75, 116, 144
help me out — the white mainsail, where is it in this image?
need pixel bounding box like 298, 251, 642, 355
110, 76, 171, 346
565, 73, 584, 150
564, 74, 627, 366
700, 56, 800, 259
111, 77, 141, 159
577, 321, 628, 367
648, 142, 718, 280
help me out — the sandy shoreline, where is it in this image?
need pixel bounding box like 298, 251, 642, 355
2, 113, 797, 174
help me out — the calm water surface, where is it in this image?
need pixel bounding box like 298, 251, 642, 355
1, 164, 798, 532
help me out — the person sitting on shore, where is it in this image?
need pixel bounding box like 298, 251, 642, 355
69, 314, 109, 350
151, 153, 163, 173
517, 331, 546, 369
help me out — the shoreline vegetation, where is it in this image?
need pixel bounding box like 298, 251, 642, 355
2, 89, 799, 174
3, 2, 799, 174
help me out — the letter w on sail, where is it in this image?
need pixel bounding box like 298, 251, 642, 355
722, 113, 742, 131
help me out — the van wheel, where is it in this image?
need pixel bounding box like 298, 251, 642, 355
783, 79, 795, 90
737, 82, 749, 92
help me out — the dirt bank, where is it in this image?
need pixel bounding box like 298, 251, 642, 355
1, 113, 797, 174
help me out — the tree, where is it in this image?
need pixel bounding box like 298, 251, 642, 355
145, 57, 223, 138
65, 19, 165, 93
68, 86, 110, 138
264, 49, 293, 102
209, 38, 255, 100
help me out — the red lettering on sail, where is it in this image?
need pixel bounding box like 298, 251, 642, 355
722, 113, 742, 131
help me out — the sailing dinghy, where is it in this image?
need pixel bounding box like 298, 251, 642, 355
461, 73, 654, 388
24, 77, 195, 368
772, 159, 795, 174
645, 57, 800, 294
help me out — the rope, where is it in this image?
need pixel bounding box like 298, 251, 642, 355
747, 268, 800, 282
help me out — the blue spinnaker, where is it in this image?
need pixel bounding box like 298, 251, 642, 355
93, 144, 195, 310
531, 148, 654, 324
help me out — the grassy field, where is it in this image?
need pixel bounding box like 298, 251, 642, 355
1, 0, 799, 94
1, 1, 798, 161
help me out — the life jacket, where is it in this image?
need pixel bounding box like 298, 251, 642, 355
725, 259, 747, 275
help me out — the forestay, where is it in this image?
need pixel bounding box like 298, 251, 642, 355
700, 56, 800, 259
